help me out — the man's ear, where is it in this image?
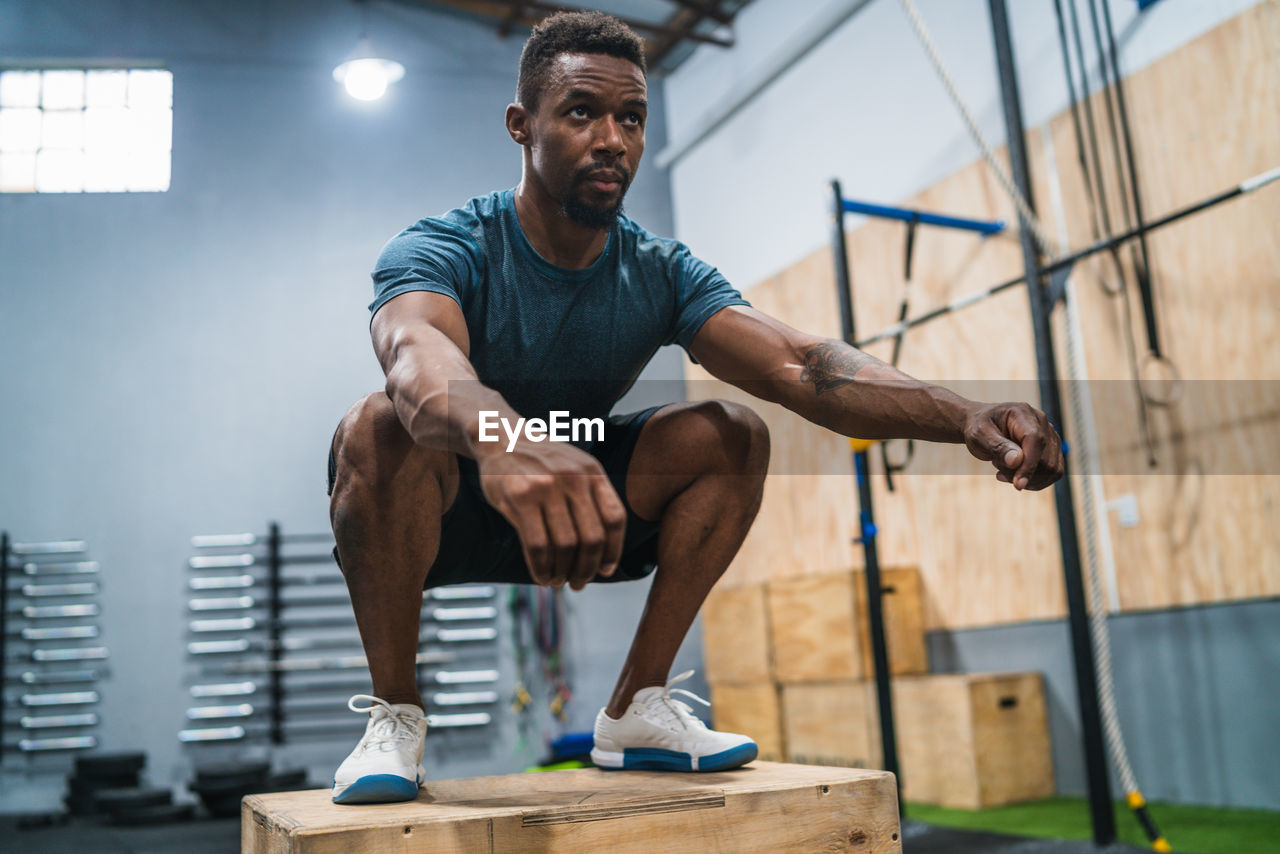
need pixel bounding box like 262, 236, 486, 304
505, 103, 532, 146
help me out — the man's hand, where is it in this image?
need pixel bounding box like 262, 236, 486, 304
476, 441, 627, 590
962, 402, 1064, 491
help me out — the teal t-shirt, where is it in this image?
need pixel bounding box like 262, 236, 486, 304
370, 189, 749, 421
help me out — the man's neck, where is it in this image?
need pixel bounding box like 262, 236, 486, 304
513, 179, 611, 270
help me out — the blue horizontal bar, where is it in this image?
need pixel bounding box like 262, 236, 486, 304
841, 198, 1005, 235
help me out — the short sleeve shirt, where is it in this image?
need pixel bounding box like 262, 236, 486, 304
370, 188, 749, 421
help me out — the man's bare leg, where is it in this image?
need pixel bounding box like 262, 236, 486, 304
604, 399, 769, 718
329, 392, 459, 711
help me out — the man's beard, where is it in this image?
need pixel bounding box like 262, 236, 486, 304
564, 194, 624, 229
562, 165, 630, 229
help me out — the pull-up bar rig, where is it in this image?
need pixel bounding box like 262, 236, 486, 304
840, 198, 1006, 236
853, 164, 1280, 349
829, 186, 1008, 817
838, 160, 1276, 840
834, 0, 1276, 843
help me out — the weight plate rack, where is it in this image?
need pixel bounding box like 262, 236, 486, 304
180, 522, 501, 751
2, 532, 109, 769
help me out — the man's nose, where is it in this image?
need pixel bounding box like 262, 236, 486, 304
594, 116, 625, 157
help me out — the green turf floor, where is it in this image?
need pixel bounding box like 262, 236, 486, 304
905, 798, 1280, 854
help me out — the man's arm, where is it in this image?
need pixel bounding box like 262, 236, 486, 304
372, 291, 516, 455
371, 291, 626, 588
688, 305, 1063, 490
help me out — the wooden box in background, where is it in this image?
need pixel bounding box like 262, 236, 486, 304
782, 680, 881, 770
701, 583, 771, 683
767, 568, 927, 682
708, 681, 785, 762
854, 567, 926, 677
895, 672, 1054, 809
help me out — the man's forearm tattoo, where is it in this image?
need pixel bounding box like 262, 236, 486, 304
800, 340, 879, 395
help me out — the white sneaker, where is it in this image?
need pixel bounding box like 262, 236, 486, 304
331, 694, 427, 804
590, 670, 758, 772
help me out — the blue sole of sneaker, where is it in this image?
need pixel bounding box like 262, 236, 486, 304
699, 742, 758, 771
331, 774, 420, 804
598, 742, 758, 772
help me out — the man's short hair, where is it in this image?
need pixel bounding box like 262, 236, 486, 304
517, 11, 647, 113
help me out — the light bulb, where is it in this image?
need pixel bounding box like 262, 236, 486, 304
333, 57, 404, 102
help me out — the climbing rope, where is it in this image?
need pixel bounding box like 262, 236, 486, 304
897, 0, 1058, 258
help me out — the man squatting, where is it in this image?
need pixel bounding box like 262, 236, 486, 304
326, 11, 1063, 804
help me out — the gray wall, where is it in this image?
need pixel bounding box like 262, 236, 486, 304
927, 598, 1280, 810
0, 0, 695, 812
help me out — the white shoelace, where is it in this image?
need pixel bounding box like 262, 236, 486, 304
347, 694, 424, 753
638, 670, 711, 731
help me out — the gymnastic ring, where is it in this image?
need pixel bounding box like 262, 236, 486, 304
1091, 253, 1126, 297
881, 438, 915, 472
1137, 353, 1182, 407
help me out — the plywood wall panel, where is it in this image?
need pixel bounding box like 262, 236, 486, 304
688, 4, 1278, 627
1039, 2, 1280, 612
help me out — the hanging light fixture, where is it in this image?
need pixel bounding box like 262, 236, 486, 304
333, 1, 404, 101
334, 42, 404, 101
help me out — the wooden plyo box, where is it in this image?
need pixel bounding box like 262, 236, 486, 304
701, 583, 772, 683
852, 568, 926, 678
782, 673, 1054, 809
708, 680, 786, 761
242, 762, 902, 853
895, 672, 1054, 809
768, 568, 927, 682
782, 680, 880, 770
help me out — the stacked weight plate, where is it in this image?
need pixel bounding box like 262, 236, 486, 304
65, 751, 197, 824
180, 524, 502, 754
1, 534, 108, 767
187, 759, 313, 817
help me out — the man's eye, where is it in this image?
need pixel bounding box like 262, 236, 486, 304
570, 106, 589, 117
626, 112, 644, 125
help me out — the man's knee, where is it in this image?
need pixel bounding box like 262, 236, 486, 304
680, 399, 771, 476
329, 392, 451, 497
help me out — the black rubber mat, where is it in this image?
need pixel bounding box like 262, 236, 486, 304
0, 815, 239, 854
108, 803, 198, 827
1, 815, 1157, 853
903, 819, 1153, 853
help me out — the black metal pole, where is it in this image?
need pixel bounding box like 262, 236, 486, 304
987, 0, 1116, 844
268, 522, 284, 746
1, 532, 9, 762
830, 180, 902, 813
831, 180, 858, 346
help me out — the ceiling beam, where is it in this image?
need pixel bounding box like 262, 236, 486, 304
500, 0, 733, 47
497, 1, 525, 37
382, 0, 737, 64
385, 0, 542, 33
665, 0, 732, 26
647, 3, 710, 68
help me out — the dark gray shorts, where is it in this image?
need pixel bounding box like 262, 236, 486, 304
328, 406, 664, 589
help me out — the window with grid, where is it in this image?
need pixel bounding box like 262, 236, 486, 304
0, 68, 172, 193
